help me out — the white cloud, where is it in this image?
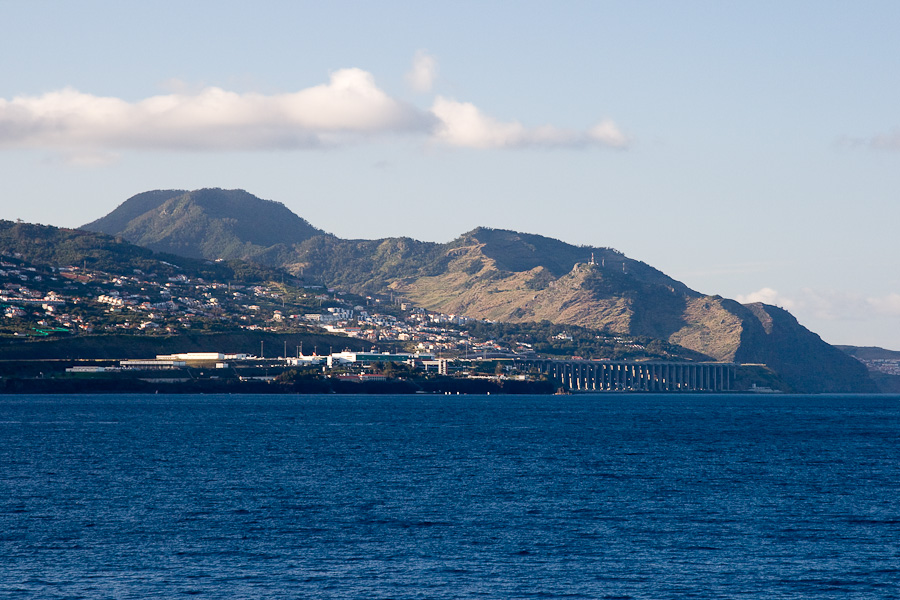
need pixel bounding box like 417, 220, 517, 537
794, 289, 867, 321
735, 287, 796, 310
738, 287, 867, 320
430, 97, 628, 149
0, 69, 434, 152
839, 129, 900, 151
738, 287, 900, 321
406, 50, 438, 93
0, 66, 628, 156
588, 120, 629, 148
868, 293, 900, 316
869, 129, 900, 151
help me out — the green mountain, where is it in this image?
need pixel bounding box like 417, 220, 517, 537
83, 188, 875, 392
83, 188, 322, 262
0, 219, 277, 282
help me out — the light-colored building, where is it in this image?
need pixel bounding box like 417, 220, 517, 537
120, 360, 187, 370
156, 352, 249, 361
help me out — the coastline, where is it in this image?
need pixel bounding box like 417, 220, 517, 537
0, 376, 557, 395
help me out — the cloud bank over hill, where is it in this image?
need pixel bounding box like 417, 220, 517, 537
0, 59, 627, 158
737, 288, 900, 320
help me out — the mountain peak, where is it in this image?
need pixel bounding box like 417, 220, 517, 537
83, 188, 322, 261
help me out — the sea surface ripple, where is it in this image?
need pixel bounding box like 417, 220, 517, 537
2, 393, 899, 599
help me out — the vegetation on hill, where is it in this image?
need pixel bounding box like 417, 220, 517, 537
69, 188, 880, 392
83, 188, 322, 262
287, 235, 451, 293
457, 320, 710, 362
0, 219, 279, 282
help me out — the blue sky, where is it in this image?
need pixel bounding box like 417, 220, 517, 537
2, 1, 899, 348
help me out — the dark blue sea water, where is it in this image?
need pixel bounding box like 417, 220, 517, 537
2, 394, 900, 599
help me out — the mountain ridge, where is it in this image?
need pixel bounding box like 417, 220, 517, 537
82, 188, 876, 392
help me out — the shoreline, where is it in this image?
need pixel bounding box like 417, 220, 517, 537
0, 376, 558, 396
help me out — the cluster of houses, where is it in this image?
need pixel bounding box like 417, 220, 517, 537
296, 304, 521, 356
0, 257, 519, 356
0, 258, 307, 335
1, 278, 82, 330
857, 357, 900, 376
1, 255, 552, 360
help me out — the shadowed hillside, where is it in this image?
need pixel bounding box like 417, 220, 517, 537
735, 302, 875, 392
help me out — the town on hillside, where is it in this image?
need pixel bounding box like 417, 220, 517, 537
0, 252, 768, 393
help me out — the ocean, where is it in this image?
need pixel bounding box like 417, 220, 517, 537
2, 393, 899, 599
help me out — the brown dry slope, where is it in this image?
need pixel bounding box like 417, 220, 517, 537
393, 229, 873, 392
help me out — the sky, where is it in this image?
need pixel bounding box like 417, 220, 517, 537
1, 0, 899, 349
